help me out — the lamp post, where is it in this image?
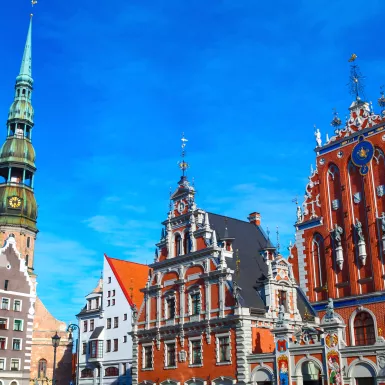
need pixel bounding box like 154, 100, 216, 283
67, 324, 80, 385
51, 332, 61, 385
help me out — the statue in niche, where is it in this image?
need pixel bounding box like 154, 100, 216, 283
332, 224, 343, 243
325, 298, 335, 321
296, 205, 303, 223
132, 304, 138, 322
277, 304, 286, 325
355, 218, 364, 242
232, 281, 243, 307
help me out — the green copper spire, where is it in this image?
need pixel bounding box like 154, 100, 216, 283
17, 16, 33, 87
0, 15, 38, 232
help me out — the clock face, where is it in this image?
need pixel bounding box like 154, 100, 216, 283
8, 196, 22, 209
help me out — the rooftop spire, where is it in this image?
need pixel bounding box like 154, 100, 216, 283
347, 54, 365, 101
178, 133, 189, 177
18, 16, 33, 83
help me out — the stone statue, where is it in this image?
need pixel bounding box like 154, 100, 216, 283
277, 304, 286, 325
232, 281, 242, 307
381, 212, 385, 233
315, 127, 322, 147
325, 298, 335, 321
132, 304, 138, 322
296, 205, 302, 223
332, 224, 343, 243
355, 218, 364, 242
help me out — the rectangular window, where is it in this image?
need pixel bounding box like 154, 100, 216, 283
123, 313, 127, 321
106, 340, 111, 352
114, 317, 118, 328
0, 318, 7, 330
191, 293, 200, 315
112, 290, 115, 296
123, 335, 127, 343
107, 300, 110, 307
0, 337, 6, 350
13, 300, 21, 312
90, 340, 103, 359
90, 319, 94, 332
10, 359, 20, 371
1, 298, 9, 310
12, 339, 21, 350
218, 337, 230, 362
108, 277, 111, 283
112, 299, 115, 306
144, 346, 152, 369
82, 342, 86, 355
166, 343, 176, 367
108, 291, 111, 297
13, 320, 22, 331
191, 340, 202, 365
96, 298, 99, 308
114, 338, 118, 351
107, 318, 111, 329
83, 320, 87, 332
167, 298, 175, 319
4, 280, 8, 291
0, 358, 4, 370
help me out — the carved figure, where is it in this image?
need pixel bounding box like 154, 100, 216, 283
332, 224, 343, 243
378, 355, 385, 376
277, 304, 286, 325
355, 218, 364, 242
325, 298, 335, 321
232, 281, 242, 307
315, 127, 322, 147
381, 212, 385, 233
296, 205, 302, 223
132, 304, 138, 322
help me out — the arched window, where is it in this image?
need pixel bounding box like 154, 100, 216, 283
374, 147, 385, 164
354, 311, 375, 346
311, 234, 326, 291
105, 366, 119, 377
81, 368, 93, 378
174, 234, 182, 257
184, 232, 191, 254
328, 164, 339, 180
38, 359, 47, 378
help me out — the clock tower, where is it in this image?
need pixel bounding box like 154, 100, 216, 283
0, 16, 38, 273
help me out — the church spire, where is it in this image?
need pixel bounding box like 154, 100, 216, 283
18, 16, 33, 85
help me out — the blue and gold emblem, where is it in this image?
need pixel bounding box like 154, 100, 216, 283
351, 136, 374, 175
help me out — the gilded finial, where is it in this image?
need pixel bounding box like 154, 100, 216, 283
178, 133, 190, 176
347, 54, 365, 100
348, 53, 357, 62
31, 0, 37, 16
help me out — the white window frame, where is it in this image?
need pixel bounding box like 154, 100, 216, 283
141, 342, 153, 371
12, 338, 22, 351
0, 336, 8, 350
164, 339, 177, 369
13, 299, 22, 312
215, 332, 232, 365
0, 317, 9, 331
188, 336, 203, 367
10, 358, 21, 371
163, 291, 177, 322
13, 319, 23, 332
0, 357, 6, 371
1, 298, 10, 311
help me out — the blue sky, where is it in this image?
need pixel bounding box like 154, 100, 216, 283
0, 0, 384, 323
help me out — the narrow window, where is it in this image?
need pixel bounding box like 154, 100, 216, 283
123, 313, 127, 321
106, 340, 111, 352
114, 317, 118, 328
167, 298, 176, 319
13, 320, 22, 331
83, 320, 87, 332
25, 255, 29, 267
144, 346, 152, 368
11, 359, 20, 371
166, 343, 176, 367
108, 277, 111, 283
13, 300, 21, 312
0, 318, 7, 330
12, 338, 21, 350
354, 311, 375, 346
108, 291, 111, 297
112, 290, 115, 296
82, 342, 86, 354
218, 336, 230, 362
27, 237, 30, 248
112, 299, 115, 306
107, 318, 111, 329
0, 337, 5, 349
123, 335, 127, 343
278, 290, 287, 311
38, 359, 47, 378
1, 298, 9, 310
113, 338, 118, 351
89, 319, 94, 332
191, 340, 202, 365
191, 293, 200, 315
0, 358, 5, 370
174, 234, 182, 256
4, 280, 8, 291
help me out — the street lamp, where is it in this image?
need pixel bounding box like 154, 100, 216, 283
67, 324, 80, 385
51, 332, 61, 385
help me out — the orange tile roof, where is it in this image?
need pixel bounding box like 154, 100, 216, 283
105, 254, 149, 308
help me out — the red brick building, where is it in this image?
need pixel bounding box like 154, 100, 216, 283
290, 64, 385, 384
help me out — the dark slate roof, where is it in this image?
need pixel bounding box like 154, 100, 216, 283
208, 213, 272, 311
89, 326, 104, 340
208, 212, 316, 317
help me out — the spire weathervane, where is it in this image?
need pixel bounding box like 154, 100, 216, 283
178, 133, 190, 177
347, 54, 365, 101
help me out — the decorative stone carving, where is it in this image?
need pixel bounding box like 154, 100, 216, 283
332, 199, 340, 211
377, 185, 385, 197
325, 298, 335, 321
355, 219, 367, 265
315, 127, 322, 147
332, 224, 344, 270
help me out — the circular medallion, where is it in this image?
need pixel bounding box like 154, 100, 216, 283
351, 137, 374, 167
337, 151, 343, 159
319, 158, 325, 165
8, 196, 22, 209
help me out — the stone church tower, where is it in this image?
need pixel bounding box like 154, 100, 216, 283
0, 14, 73, 384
